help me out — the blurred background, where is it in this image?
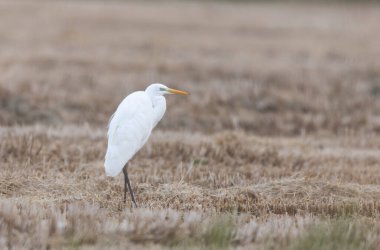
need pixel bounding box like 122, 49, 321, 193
2, 2, 380, 248
1, 0, 380, 137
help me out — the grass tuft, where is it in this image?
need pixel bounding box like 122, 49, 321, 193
170, 215, 236, 250
203, 215, 236, 249
287, 219, 373, 250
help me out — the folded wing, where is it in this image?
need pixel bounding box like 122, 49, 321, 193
104, 91, 154, 177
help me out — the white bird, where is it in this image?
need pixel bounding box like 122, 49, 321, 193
104, 83, 189, 206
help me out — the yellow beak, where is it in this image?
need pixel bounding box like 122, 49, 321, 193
167, 88, 189, 95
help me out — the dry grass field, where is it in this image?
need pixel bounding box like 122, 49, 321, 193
1, 1, 380, 249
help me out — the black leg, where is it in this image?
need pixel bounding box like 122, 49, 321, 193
123, 166, 127, 203
123, 165, 138, 207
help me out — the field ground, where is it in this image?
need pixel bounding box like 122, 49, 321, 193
1, 1, 380, 249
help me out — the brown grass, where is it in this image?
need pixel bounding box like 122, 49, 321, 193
1, 0, 380, 249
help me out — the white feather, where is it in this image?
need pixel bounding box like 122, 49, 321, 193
104, 85, 169, 177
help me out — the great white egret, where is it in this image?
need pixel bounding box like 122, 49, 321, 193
104, 83, 189, 207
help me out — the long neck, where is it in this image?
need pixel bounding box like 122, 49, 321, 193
149, 95, 167, 128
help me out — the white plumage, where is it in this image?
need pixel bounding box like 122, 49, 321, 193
104, 91, 158, 176
104, 83, 188, 205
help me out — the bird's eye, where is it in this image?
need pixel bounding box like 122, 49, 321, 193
159, 87, 166, 91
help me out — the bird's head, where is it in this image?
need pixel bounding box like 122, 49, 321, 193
145, 83, 189, 96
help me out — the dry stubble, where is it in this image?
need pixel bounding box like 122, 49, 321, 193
1, 1, 380, 249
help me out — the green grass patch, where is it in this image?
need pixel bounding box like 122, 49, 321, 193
171, 215, 236, 250
287, 219, 373, 250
